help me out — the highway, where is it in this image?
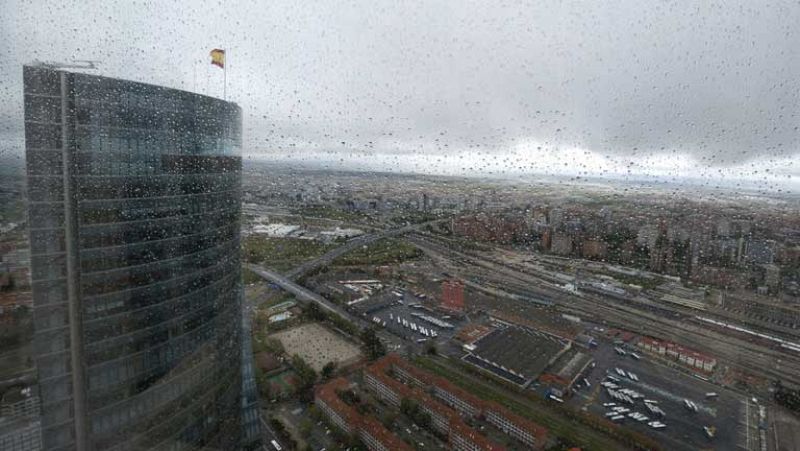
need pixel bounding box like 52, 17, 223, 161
283, 218, 446, 280
245, 263, 408, 351
244, 265, 364, 451
260, 412, 284, 451
245, 264, 353, 319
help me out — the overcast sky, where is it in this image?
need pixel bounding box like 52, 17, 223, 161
1, 0, 798, 190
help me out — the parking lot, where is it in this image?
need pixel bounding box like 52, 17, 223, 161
354, 289, 463, 347
570, 337, 753, 451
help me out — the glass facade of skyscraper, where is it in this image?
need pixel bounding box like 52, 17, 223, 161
24, 66, 248, 450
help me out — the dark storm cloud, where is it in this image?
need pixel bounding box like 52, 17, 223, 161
1, 0, 798, 178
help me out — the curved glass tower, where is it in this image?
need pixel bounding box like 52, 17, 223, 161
24, 66, 246, 450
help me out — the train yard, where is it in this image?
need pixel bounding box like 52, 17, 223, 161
406, 233, 800, 392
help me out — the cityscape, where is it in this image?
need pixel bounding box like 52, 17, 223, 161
1, 1, 800, 451
1, 101, 799, 449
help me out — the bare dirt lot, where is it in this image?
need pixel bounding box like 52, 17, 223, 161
270, 322, 362, 372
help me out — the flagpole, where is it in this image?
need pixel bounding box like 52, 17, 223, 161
223, 47, 227, 100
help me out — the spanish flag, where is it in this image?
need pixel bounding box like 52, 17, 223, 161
210, 49, 225, 68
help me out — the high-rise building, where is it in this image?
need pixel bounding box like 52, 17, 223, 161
24, 66, 250, 450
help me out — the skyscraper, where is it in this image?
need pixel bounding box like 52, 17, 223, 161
24, 65, 248, 450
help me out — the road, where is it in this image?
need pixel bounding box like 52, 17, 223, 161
247, 223, 786, 450
260, 411, 282, 451
283, 219, 446, 280
245, 264, 353, 319
245, 263, 408, 351
246, 223, 791, 450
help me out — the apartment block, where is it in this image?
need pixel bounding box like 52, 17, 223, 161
484, 405, 547, 449
449, 420, 505, 451
366, 355, 548, 450
314, 379, 358, 435
314, 378, 411, 451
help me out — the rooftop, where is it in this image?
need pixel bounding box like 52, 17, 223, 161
469, 326, 566, 381
315, 377, 413, 451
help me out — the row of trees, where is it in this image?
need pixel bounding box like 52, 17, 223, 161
360, 327, 386, 360
304, 302, 360, 336
399, 398, 432, 431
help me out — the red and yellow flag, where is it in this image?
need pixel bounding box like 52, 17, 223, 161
210, 49, 225, 68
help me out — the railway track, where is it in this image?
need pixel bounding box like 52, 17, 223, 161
407, 234, 800, 387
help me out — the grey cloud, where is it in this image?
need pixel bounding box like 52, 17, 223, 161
1, 0, 798, 177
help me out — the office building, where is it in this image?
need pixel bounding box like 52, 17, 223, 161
24, 65, 248, 450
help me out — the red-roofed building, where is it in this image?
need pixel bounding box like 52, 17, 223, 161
449, 419, 506, 451
365, 358, 506, 451
359, 416, 411, 451
366, 355, 549, 450
315, 378, 413, 451
483, 401, 548, 449
377, 354, 483, 417
441, 279, 465, 313
315, 378, 361, 435
636, 336, 716, 373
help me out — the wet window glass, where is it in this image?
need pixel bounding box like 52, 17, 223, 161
0, 1, 798, 450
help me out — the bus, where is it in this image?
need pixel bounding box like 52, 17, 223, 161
271, 439, 282, 450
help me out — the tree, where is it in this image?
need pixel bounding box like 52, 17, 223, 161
300, 418, 313, 437
321, 361, 337, 379
255, 367, 273, 400
304, 302, 327, 321
424, 341, 438, 355
292, 354, 318, 401
774, 380, 800, 413
379, 410, 399, 429
400, 398, 431, 430
360, 327, 386, 360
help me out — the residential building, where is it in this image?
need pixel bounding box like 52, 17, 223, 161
365, 357, 506, 450
315, 378, 412, 451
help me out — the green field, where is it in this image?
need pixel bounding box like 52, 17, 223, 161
268, 370, 298, 398
332, 238, 422, 266
242, 236, 335, 272
242, 267, 264, 284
